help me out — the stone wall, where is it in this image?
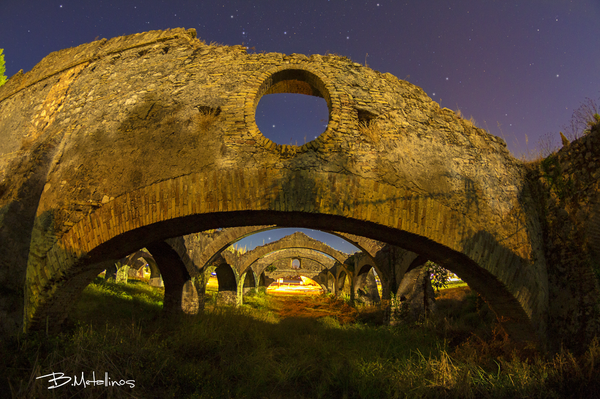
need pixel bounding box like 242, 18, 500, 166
0, 28, 549, 345
532, 129, 600, 352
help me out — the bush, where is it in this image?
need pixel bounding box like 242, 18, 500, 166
563, 97, 600, 140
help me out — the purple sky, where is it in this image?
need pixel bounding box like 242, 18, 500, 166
1, 1, 599, 251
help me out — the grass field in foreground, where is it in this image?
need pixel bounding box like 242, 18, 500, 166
3, 278, 600, 398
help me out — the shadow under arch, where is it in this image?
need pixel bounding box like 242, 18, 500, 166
186, 225, 381, 278
248, 248, 335, 292
28, 209, 538, 344
354, 263, 381, 303
25, 161, 542, 347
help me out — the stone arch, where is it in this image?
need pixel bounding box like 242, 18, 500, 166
0, 29, 547, 345
182, 225, 274, 273
252, 247, 337, 276
250, 247, 336, 292
354, 263, 381, 303
241, 269, 257, 291
337, 269, 352, 297
23, 170, 544, 343
327, 271, 336, 293
227, 232, 351, 278
214, 262, 238, 292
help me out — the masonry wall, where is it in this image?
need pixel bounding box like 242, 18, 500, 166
0, 28, 549, 343
532, 129, 600, 352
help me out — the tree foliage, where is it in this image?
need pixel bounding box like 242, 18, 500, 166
424, 260, 449, 291
0, 48, 7, 87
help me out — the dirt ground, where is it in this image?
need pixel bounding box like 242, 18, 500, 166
268, 294, 359, 324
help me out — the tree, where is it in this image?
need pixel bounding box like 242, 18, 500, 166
424, 261, 449, 291
0, 48, 7, 87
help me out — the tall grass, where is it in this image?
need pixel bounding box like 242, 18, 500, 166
3, 280, 599, 398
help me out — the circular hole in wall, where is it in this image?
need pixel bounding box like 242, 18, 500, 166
256, 94, 329, 146
253, 69, 331, 146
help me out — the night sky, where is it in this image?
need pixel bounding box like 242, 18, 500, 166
1, 1, 599, 252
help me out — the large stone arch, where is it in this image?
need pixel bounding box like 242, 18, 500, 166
250, 247, 337, 291
223, 232, 350, 276
0, 28, 548, 346
254, 247, 336, 275
181, 225, 274, 272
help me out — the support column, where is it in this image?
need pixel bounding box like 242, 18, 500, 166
146, 241, 192, 315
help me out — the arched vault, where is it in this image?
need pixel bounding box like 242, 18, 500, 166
0, 28, 547, 345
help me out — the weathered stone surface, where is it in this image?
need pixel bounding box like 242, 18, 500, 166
222, 232, 349, 275
0, 28, 552, 345
391, 266, 436, 323
533, 130, 600, 352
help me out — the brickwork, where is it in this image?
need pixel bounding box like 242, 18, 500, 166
221, 232, 349, 276
0, 28, 549, 344
535, 130, 600, 351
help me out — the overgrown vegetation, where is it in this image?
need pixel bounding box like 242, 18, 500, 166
425, 261, 450, 291
512, 97, 600, 162
195, 106, 221, 132
2, 279, 600, 398
358, 120, 382, 144
540, 154, 574, 204
0, 48, 7, 87
563, 97, 600, 141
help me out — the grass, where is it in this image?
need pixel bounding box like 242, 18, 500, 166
2, 279, 600, 398
358, 120, 382, 144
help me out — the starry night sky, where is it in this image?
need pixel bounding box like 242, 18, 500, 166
1, 1, 599, 252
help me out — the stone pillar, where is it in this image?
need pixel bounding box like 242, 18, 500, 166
104, 263, 118, 281
115, 265, 129, 284
192, 272, 208, 313
181, 280, 199, 314
149, 275, 163, 287
390, 266, 435, 324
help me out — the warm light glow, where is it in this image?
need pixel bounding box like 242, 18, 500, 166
266, 276, 324, 295
206, 276, 219, 291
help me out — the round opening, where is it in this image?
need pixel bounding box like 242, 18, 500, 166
252, 69, 332, 146
256, 94, 329, 145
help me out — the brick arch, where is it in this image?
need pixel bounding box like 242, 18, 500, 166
336, 269, 352, 296
182, 226, 384, 279
0, 29, 546, 345
25, 169, 542, 342
249, 247, 336, 291
213, 262, 238, 292
121, 250, 160, 279
253, 247, 336, 276
327, 271, 336, 292
182, 225, 275, 273
241, 269, 257, 291
223, 232, 349, 277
